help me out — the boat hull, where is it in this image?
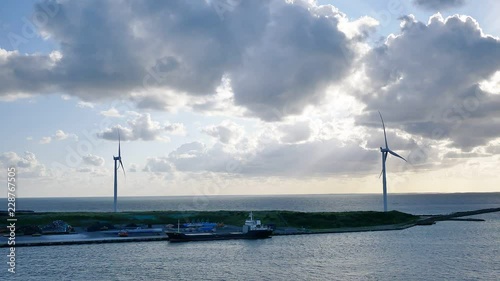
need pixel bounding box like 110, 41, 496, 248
166, 230, 273, 242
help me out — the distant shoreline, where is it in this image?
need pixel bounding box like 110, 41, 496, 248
3, 191, 499, 200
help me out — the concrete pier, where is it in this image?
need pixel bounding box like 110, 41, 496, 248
1, 236, 170, 248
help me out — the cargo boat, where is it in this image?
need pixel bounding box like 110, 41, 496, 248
166, 212, 273, 242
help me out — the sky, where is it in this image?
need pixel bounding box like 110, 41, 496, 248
0, 0, 499, 198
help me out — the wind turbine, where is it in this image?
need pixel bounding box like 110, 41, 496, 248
113, 131, 125, 212
378, 111, 406, 212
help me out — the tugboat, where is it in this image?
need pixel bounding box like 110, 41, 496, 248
166, 212, 273, 242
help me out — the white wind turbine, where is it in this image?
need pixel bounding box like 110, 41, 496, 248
378, 111, 406, 212
113, 132, 125, 212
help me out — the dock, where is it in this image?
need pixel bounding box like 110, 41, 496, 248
1, 236, 170, 248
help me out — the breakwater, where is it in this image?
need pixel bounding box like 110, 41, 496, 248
416, 207, 500, 225
1, 208, 498, 247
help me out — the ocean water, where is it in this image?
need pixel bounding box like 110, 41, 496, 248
1, 193, 499, 280
8, 192, 500, 214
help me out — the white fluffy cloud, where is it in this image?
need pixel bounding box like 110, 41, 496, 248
0, 151, 47, 178
100, 107, 123, 118
202, 120, 243, 144
165, 122, 187, 136
77, 101, 94, 109
39, 130, 78, 144
144, 157, 175, 173
82, 154, 105, 166
97, 113, 183, 141
53, 130, 77, 141
39, 137, 52, 144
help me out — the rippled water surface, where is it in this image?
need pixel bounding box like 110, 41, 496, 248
9, 192, 500, 214
1, 193, 499, 280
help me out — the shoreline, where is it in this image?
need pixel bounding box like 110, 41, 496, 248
1, 223, 416, 248
1, 208, 498, 248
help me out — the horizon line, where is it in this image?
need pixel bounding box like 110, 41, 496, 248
2, 191, 499, 199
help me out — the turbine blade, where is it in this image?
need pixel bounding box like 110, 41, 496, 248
378, 111, 388, 149
119, 159, 126, 177
388, 149, 407, 162
379, 152, 388, 178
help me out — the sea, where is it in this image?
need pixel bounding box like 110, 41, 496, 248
1, 193, 499, 281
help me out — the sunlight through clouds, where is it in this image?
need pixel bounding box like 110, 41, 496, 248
0, 0, 498, 196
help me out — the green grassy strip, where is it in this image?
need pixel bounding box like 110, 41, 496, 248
0, 210, 418, 230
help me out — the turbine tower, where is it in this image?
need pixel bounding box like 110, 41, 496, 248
378, 111, 406, 212
113, 132, 125, 212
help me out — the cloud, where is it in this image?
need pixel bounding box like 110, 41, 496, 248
153, 132, 390, 177
0, 151, 47, 177
202, 120, 243, 144
279, 121, 312, 143
0, 0, 371, 120
39, 137, 52, 144
39, 130, 78, 144
75, 166, 107, 176
413, 0, 465, 10
485, 143, 500, 155
77, 167, 93, 173
242, 139, 380, 176
77, 101, 94, 109
128, 163, 139, 172
171, 142, 206, 156
358, 14, 500, 151
97, 113, 170, 141
130, 91, 188, 112
444, 151, 490, 159
479, 71, 500, 95
53, 130, 77, 141
144, 157, 175, 173
164, 122, 187, 136
229, 1, 362, 120
82, 154, 105, 166
100, 107, 123, 117
159, 141, 237, 173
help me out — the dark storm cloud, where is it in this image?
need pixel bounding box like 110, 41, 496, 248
230, 2, 356, 120
358, 14, 500, 151
0, 0, 361, 120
